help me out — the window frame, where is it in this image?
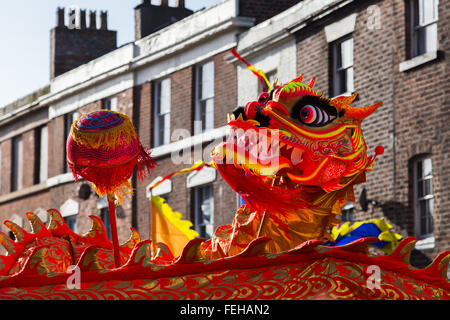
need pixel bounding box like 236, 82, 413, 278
195, 60, 215, 134
100, 207, 112, 240
331, 35, 354, 97
34, 125, 48, 184
408, 0, 439, 58
153, 77, 171, 147
103, 95, 118, 112
412, 155, 434, 239
192, 184, 214, 240
63, 215, 77, 233
11, 135, 23, 192
340, 202, 354, 222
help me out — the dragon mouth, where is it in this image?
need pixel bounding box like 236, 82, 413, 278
211, 118, 315, 192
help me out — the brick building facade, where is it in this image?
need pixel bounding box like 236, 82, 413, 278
0, 0, 448, 269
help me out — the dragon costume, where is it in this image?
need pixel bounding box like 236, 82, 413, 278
0, 70, 447, 299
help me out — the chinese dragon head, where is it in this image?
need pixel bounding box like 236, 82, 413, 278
205, 74, 385, 256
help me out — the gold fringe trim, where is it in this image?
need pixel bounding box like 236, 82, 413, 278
70, 111, 138, 150
92, 180, 134, 205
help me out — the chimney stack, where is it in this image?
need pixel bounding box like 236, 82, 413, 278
50, 7, 117, 79
134, 0, 193, 40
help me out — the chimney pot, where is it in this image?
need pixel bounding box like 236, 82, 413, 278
160, 0, 169, 6
89, 10, 97, 29
175, 0, 185, 8
57, 7, 65, 27
100, 11, 108, 30
68, 8, 77, 29
79, 9, 87, 29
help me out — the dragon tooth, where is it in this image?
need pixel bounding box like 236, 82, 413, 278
291, 148, 303, 165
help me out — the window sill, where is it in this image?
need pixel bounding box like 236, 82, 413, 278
151, 126, 229, 159
331, 91, 357, 100
415, 235, 435, 250
0, 183, 49, 205
399, 51, 438, 72
46, 172, 76, 188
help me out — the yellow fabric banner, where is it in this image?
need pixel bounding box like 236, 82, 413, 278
150, 195, 198, 257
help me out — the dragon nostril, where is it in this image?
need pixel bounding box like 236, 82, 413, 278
258, 92, 269, 105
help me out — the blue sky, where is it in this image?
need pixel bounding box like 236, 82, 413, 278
0, 0, 222, 107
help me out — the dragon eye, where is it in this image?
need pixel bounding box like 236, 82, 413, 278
295, 103, 336, 126
292, 95, 339, 127
299, 105, 317, 124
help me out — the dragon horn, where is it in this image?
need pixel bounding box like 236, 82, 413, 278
332, 100, 382, 119
288, 74, 303, 83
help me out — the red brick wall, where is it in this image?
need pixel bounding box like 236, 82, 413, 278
390, 0, 449, 265
295, 0, 449, 266
0, 140, 12, 195
171, 66, 194, 135
296, 28, 330, 97
48, 116, 65, 177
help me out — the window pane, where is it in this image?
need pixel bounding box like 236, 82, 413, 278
158, 114, 165, 146
160, 78, 171, 115
419, 198, 433, 236
163, 113, 171, 144
195, 185, 214, 239
64, 215, 77, 233
154, 79, 171, 146
340, 38, 353, 69
346, 67, 354, 93
425, 23, 438, 53
39, 126, 48, 183
105, 96, 118, 111
337, 69, 347, 95
422, 158, 432, 177
424, 178, 432, 196
11, 136, 23, 191
196, 61, 214, 133
204, 99, 214, 131
201, 62, 214, 99
417, 180, 424, 198
420, 0, 437, 25
101, 208, 111, 240
416, 159, 423, 178
200, 186, 214, 238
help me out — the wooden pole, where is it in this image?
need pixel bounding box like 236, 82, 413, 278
107, 192, 121, 268
149, 190, 156, 255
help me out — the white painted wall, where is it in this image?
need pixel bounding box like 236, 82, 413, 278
237, 38, 297, 107
48, 72, 134, 119
135, 31, 237, 85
